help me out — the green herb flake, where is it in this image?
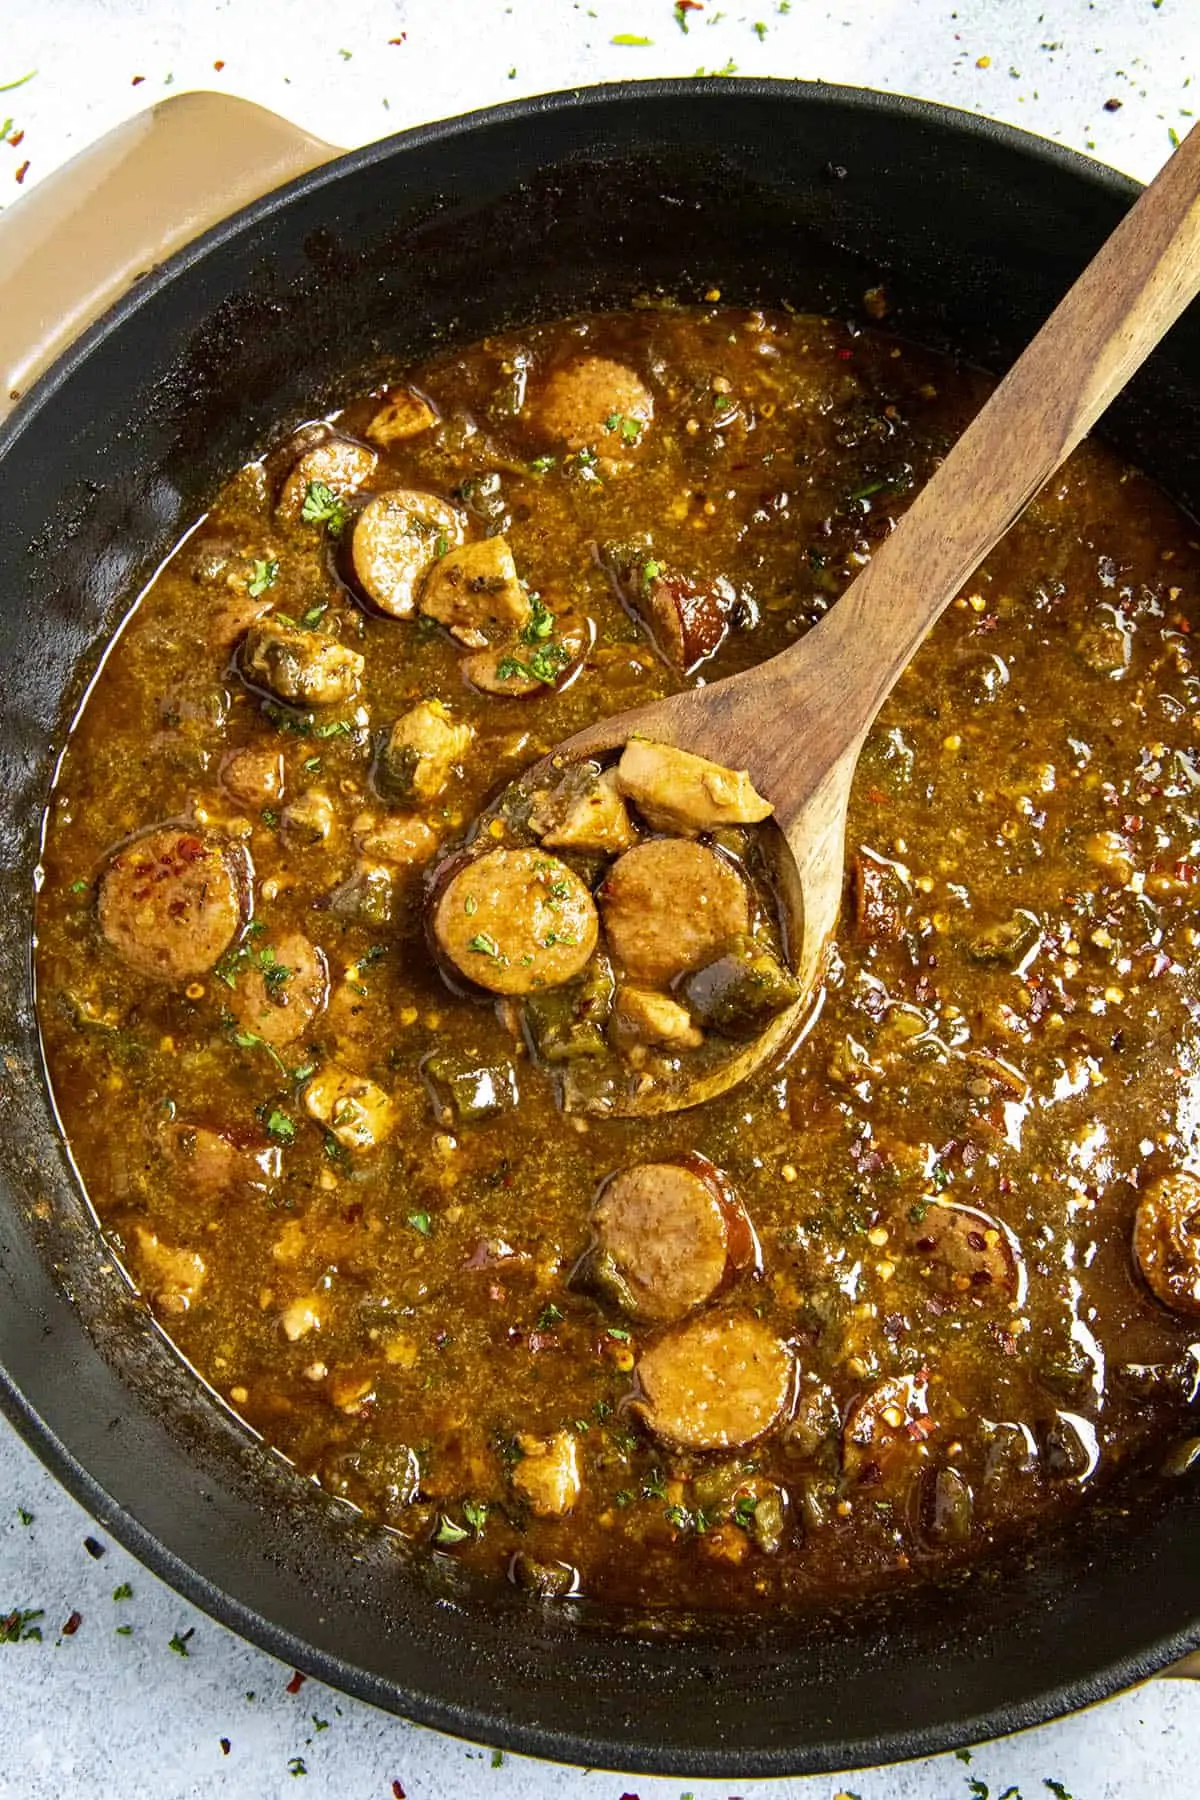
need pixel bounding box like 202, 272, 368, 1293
753, 19, 767, 37
260, 807, 280, 828
606, 1326, 631, 1342
0, 71, 37, 94
247, 557, 279, 598
112, 1583, 133, 1602
288, 1756, 308, 1777
299, 601, 328, 629
463, 1500, 488, 1535
464, 894, 478, 916
642, 558, 662, 584
467, 932, 503, 959
529, 455, 556, 474
614, 1488, 634, 1507
536, 1302, 564, 1328
69, 879, 89, 895
434, 1514, 469, 1546
611, 33, 653, 45
300, 480, 350, 536
115, 1624, 133, 1637
311, 1715, 330, 1732
16, 1508, 33, 1527
1043, 1785, 1075, 1800
265, 1109, 297, 1145
302, 755, 322, 774
168, 1628, 194, 1657
0, 1608, 43, 1643
408, 1211, 433, 1236
491, 1749, 505, 1767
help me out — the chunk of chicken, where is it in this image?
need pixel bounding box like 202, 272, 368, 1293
353, 813, 440, 867
364, 386, 438, 446
276, 438, 377, 521
282, 789, 336, 846
303, 1066, 395, 1151
611, 985, 704, 1051
378, 701, 474, 804
133, 1226, 207, 1316
529, 765, 635, 855
616, 740, 772, 835
242, 619, 364, 709
511, 1430, 581, 1518
420, 536, 531, 648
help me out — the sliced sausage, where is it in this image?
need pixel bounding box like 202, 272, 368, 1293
155, 1120, 276, 1203
241, 619, 364, 709
377, 701, 474, 804
462, 617, 588, 696
511, 1431, 581, 1518
535, 356, 653, 452
610, 985, 703, 1052
229, 930, 328, 1049
433, 847, 599, 996
350, 489, 465, 618
616, 740, 772, 835
529, 764, 635, 854
1134, 1169, 1200, 1315
277, 438, 377, 522
639, 569, 729, 672
842, 1373, 932, 1487
220, 747, 284, 808
598, 839, 749, 987
98, 827, 248, 981
635, 1311, 794, 1451
364, 386, 438, 446
420, 536, 531, 647
900, 1200, 1025, 1307
592, 1153, 754, 1323
303, 1065, 395, 1152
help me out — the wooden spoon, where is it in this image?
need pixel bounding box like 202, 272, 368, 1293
461, 125, 1200, 1115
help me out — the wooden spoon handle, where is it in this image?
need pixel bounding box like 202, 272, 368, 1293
799, 121, 1200, 753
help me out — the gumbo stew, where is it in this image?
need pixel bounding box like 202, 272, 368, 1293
33, 305, 1200, 1611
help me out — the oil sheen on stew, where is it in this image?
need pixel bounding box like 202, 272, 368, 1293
34, 305, 1200, 1613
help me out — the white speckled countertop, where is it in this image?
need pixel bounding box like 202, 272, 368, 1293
3, 2, 1200, 1795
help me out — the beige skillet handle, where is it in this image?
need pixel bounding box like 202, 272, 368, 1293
0, 90, 338, 422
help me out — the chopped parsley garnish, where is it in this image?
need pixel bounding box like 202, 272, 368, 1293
302, 755, 322, 774
434, 1514, 469, 1546
300, 480, 349, 535
0, 1608, 43, 1643
536, 1302, 564, 1328
753, 19, 768, 39
69, 878, 89, 894
733, 1492, 759, 1528
112, 1583, 133, 1602
16, 1508, 33, 1527
529, 455, 556, 474
299, 600, 328, 629
260, 808, 280, 828
612, 32, 652, 44
287, 1757, 308, 1777
463, 894, 478, 916
606, 1326, 631, 1342
466, 932, 502, 959
462, 1500, 488, 1535
434, 533, 449, 557
247, 558, 279, 598
407, 1211, 432, 1236
265, 1109, 297, 1144
641, 558, 662, 585
323, 1134, 348, 1165
168, 1628, 194, 1657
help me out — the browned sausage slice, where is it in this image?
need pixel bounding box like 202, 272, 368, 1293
98, 827, 248, 981
635, 1311, 794, 1451
599, 839, 749, 986
351, 489, 465, 618
842, 1373, 933, 1487
220, 747, 284, 808
536, 356, 653, 452
593, 1153, 756, 1323
899, 1200, 1025, 1307
229, 930, 329, 1049
462, 618, 588, 697
276, 439, 377, 521
156, 1120, 278, 1202
1134, 1169, 1200, 1315
433, 848, 599, 996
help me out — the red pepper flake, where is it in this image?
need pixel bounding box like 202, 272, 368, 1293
213, 60, 226, 71
220, 1738, 231, 1756
8, 129, 24, 148
392, 1784, 406, 1799
285, 1669, 306, 1695
14, 160, 29, 184
61, 1610, 83, 1636
836, 347, 853, 360
867, 785, 887, 805
131, 74, 145, 85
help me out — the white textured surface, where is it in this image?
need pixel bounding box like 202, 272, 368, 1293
3, 1, 1200, 1795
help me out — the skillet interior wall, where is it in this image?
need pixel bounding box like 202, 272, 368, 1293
3, 85, 1200, 1774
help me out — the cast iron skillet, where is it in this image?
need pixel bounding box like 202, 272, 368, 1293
2, 81, 1200, 1778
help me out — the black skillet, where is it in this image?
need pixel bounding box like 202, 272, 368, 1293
2, 81, 1200, 1778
